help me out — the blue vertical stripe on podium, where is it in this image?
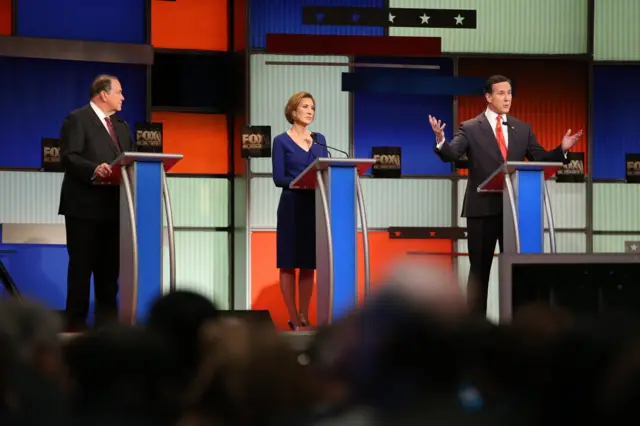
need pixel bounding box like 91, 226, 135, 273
133, 161, 163, 322
328, 166, 358, 320
516, 170, 544, 254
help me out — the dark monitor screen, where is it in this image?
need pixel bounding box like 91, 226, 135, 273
151, 51, 231, 113
511, 262, 640, 318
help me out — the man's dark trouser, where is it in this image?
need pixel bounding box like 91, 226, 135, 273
466, 215, 504, 316
65, 216, 119, 329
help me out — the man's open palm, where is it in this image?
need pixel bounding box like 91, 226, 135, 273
561, 129, 583, 152
428, 115, 446, 141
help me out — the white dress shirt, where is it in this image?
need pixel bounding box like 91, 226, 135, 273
435, 108, 508, 149
483, 108, 509, 147
90, 101, 112, 134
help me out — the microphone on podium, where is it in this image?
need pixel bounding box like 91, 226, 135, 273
310, 132, 349, 157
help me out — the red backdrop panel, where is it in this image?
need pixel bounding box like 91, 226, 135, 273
250, 231, 453, 330
234, 0, 246, 51
0, 0, 11, 35
457, 59, 589, 176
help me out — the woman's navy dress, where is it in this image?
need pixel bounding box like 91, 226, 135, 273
272, 132, 329, 270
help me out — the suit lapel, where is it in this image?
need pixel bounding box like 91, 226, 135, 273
89, 107, 120, 156
477, 114, 504, 164
505, 115, 519, 161
112, 119, 128, 151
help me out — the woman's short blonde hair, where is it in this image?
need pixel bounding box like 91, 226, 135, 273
284, 92, 315, 125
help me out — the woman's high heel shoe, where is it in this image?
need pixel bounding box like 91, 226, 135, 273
298, 313, 310, 328
287, 313, 310, 332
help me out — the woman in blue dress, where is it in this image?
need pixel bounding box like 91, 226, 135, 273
272, 92, 329, 331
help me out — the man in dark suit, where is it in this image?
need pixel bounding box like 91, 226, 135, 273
429, 75, 583, 316
58, 74, 135, 331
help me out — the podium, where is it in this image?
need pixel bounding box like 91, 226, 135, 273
478, 161, 563, 254
94, 152, 183, 324
291, 158, 376, 325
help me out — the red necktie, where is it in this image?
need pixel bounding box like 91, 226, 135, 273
104, 117, 121, 152
495, 115, 507, 160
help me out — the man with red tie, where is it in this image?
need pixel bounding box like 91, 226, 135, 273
58, 74, 135, 331
429, 75, 583, 316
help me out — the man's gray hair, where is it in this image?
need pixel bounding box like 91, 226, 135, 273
89, 74, 118, 99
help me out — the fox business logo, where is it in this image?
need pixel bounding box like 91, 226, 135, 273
372, 146, 401, 178
560, 159, 584, 175
242, 133, 265, 150
556, 152, 584, 182
241, 125, 271, 158
627, 161, 640, 176
43, 146, 60, 163
373, 154, 401, 170
135, 122, 163, 152
136, 129, 162, 147
41, 138, 62, 172
626, 154, 640, 183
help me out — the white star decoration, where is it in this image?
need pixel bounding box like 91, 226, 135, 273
420, 13, 430, 24
388, 13, 395, 23
632, 244, 638, 251
454, 14, 465, 25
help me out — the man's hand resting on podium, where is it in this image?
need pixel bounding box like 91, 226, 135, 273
561, 129, 584, 153
94, 163, 112, 178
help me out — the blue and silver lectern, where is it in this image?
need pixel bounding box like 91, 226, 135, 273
290, 158, 376, 325
97, 152, 183, 324
478, 161, 563, 254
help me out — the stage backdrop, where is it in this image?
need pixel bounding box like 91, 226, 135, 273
0, 57, 146, 169
249, 0, 385, 49
16, 0, 145, 43
592, 66, 640, 180
457, 58, 589, 174
352, 56, 455, 175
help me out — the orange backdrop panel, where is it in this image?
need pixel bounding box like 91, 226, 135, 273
0, 0, 11, 35
457, 59, 588, 176
151, 0, 228, 51
151, 112, 228, 174
251, 231, 453, 331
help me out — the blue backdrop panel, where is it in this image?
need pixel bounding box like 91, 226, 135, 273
328, 166, 357, 320
0, 57, 146, 168
353, 57, 454, 175
593, 66, 640, 179
0, 244, 97, 319
16, 0, 146, 43
133, 161, 163, 323
250, 0, 384, 49
343, 75, 486, 96
516, 171, 544, 254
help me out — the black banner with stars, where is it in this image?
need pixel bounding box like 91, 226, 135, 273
625, 241, 640, 253
388, 227, 468, 240
302, 7, 477, 29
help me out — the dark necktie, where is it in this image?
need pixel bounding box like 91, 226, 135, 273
104, 116, 121, 152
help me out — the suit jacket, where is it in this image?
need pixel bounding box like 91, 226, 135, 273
436, 112, 567, 218
58, 104, 135, 221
